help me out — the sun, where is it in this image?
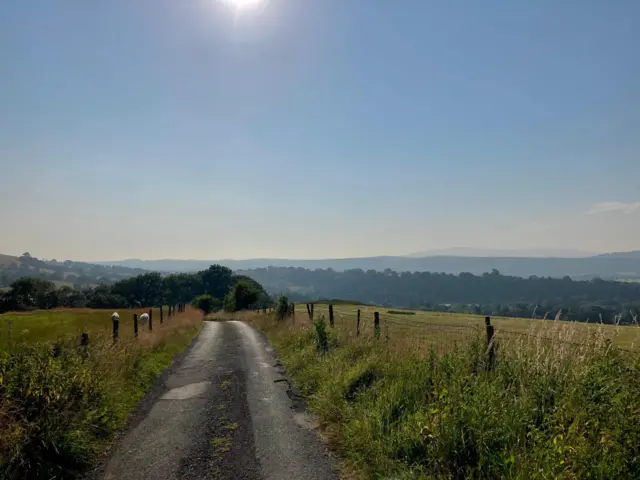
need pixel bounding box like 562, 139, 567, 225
219, 0, 266, 13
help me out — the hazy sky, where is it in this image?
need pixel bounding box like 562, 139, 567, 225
1, 1, 639, 261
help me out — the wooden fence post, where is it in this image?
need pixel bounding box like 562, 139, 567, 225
79, 333, 89, 358
112, 316, 119, 342
485, 316, 495, 369
357, 309, 361, 336
148, 309, 153, 331
374, 312, 380, 339
385, 316, 389, 343
306, 303, 312, 320
329, 304, 334, 328
160, 305, 164, 323
134, 313, 139, 338
291, 303, 295, 322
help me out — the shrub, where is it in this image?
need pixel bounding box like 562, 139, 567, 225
191, 294, 219, 314
314, 317, 329, 353
276, 295, 290, 320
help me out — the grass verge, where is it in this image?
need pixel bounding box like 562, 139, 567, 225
248, 313, 640, 479
0, 308, 202, 479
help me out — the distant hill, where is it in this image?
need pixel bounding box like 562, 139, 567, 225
98, 253, 640, 281
0, 253, 149, 288
594, 251, 640, 260
407, 247, 597, 258
0, 254, 20, 268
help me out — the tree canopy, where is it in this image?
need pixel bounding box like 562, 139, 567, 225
0, 264, 271, 314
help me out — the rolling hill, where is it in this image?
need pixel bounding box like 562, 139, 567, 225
98, 252, 640, 281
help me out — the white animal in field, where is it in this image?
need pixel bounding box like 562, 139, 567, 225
112, 312, 120, 322
139, 313, 149, 326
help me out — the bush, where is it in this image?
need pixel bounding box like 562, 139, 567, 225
191, 294, 219, 314
276, 295, 290, 320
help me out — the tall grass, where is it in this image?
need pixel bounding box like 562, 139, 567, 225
0, 308, 202, 479
249, 313, 640, 479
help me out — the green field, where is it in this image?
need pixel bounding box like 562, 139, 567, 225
1, 307, 173, 348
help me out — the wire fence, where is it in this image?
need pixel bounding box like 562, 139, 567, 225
297, 303, 639, 356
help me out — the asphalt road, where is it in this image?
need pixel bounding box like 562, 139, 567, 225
99, 321, 338, 480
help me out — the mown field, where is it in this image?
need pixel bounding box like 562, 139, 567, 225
0, 306, 202, 479
240, 304, 640, 479
299, 303, 640, 351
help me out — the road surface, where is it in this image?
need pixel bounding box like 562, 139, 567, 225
98, 321, 338, 480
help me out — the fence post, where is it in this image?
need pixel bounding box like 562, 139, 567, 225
306, 303, 312, 320
357, 309, 361, 336
160, 305, 164, 323
485, 316, 495, 369
149, 308, 153, 331
292, 303, 295, 322
112, 315, 119, 342
385, 316, 389, 343
134, 313, 139, 338
374, 312, 380, 339
80, 333, 89, 358
329, 304, 334, 328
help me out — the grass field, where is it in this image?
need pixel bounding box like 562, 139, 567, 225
298, 303, 640, 351
238, 306, 640, 479
1, 307, 176, 349
0, 306, 203, 478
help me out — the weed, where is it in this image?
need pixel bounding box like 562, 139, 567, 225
314, 316, 329, 353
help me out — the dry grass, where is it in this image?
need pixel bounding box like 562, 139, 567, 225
300, 303, 640, 351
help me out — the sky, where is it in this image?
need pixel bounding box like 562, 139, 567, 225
1, 0, 639, 261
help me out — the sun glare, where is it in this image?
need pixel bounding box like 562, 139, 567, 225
219, 0, 265, 13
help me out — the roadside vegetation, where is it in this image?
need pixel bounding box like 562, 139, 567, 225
0, 307, 202, 479
247, 304, 640, 479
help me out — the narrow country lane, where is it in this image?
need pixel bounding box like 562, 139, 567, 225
98, 321, 338, 480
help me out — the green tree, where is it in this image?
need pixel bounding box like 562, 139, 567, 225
232, 281, 260, 310
201, 265, 234, 299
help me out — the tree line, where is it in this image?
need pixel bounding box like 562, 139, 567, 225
0, 265, 271, 314
241, 266, 640, 324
